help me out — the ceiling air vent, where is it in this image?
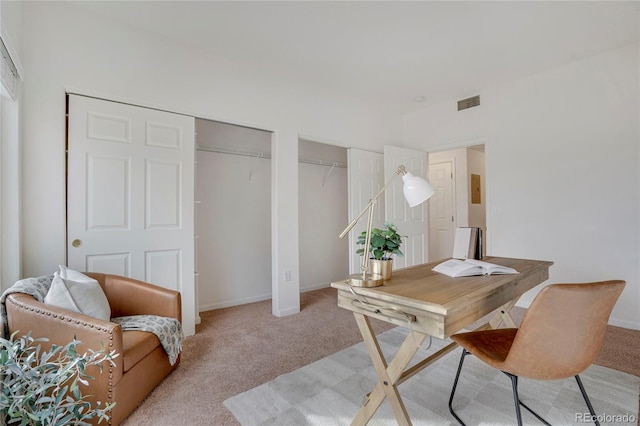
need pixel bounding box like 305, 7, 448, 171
457, 95, 480, 111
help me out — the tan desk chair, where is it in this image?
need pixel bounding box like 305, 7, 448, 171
448, 280, 625, 426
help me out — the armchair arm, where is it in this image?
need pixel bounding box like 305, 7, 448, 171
5, 293, 125, 385
86, 273, 181, 322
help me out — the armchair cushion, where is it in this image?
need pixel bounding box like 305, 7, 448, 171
120, 330, 162, 372
44, 269, 111, 321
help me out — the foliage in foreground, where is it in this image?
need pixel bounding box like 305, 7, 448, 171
1, 331, 117, 425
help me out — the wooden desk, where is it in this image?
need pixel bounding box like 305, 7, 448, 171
331, 256, 553, 425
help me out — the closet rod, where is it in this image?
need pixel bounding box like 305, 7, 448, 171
196, 145, 347, 168
299, 158, 347, 169
196, 145, 271, 159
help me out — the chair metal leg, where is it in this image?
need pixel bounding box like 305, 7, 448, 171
504, 374, 599, 426
508, 374, 524, 426
449, 355, 600, 426
448, 349, 469, 426
504, 371, 551, 426
450, 351, 548, 426
575, 375, 601, 426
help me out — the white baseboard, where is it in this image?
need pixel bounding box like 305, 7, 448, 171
274, 306, 301, 316
300, 282, 332, 293
198, 283, 333, 314
199, 292, 272, 312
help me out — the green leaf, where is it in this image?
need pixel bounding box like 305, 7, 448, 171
0, 333, 115, 425
355, 222, 404, 259
370, 235, 385, 247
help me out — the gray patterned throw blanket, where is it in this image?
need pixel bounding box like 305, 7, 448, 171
112, 315, 182, 365
0, 275, 53, 339
0, 275, 183, 366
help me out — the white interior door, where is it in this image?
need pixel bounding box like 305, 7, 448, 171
383, 145, 428, 269
67, 94, 196, 336
346, 148, 384, 274
428, 161, 455, 261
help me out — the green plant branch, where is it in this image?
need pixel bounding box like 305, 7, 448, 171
1, 331, 118, 426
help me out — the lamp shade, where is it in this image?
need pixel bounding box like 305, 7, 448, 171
402, 172, 435, 207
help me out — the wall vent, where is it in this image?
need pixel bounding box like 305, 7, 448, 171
457, 95, 480, 111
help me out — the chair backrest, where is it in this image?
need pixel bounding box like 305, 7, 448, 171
503, 280, 625, 380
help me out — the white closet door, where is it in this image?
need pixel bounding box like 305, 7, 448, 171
67, 94, 196, 336
383, 145, 429, 269
347, 148, 384, 274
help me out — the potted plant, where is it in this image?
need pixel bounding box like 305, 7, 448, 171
356, 222, 405, 280
1, 331, 117, 425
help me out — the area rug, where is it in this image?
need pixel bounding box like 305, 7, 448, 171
224, 327, 639, 426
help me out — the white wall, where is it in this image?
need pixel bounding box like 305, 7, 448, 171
0, 0, 24, 291
298, 162, 349, 291
196, 150, 272, 310
195, 125, 349, 308
0, 0, 22, 53
1, 92, 21, 291
405, 44, 640, 329
17, 2, 401, 317
195, 119, 273, 312
298, 139, 349, 291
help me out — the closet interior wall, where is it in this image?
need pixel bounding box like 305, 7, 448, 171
298, 139, 349, 292
195, 119, 272, 312
195, 121, 350, 311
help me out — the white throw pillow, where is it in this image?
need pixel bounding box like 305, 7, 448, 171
43, 266, 111, 321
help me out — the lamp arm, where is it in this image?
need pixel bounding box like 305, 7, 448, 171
338, 168, 403, 239
339, 197, 376, 239
360, 199, 376, 278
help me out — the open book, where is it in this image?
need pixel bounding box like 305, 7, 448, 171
432, 258, 518, 278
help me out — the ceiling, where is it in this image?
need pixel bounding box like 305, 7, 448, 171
72, 1, 639, 113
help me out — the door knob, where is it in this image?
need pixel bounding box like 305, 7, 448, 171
72, 239, 82, 248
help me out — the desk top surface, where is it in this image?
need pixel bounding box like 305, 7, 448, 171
331, 256, 553, 316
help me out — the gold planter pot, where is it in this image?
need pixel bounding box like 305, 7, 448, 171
370, 259, 393, 280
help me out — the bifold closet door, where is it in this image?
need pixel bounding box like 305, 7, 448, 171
67, 94, 196, 335
347, 148, 385, 274
384, 145, 429, 269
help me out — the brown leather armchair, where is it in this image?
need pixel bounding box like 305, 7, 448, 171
5, 273, 182, 426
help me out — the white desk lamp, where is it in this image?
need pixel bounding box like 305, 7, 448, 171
339, 165, 435, 287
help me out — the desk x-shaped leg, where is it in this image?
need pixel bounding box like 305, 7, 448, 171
350, 300, 519, 425
352, 312, 427, 426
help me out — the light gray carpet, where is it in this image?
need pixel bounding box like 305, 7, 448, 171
224, 327, 639, 426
